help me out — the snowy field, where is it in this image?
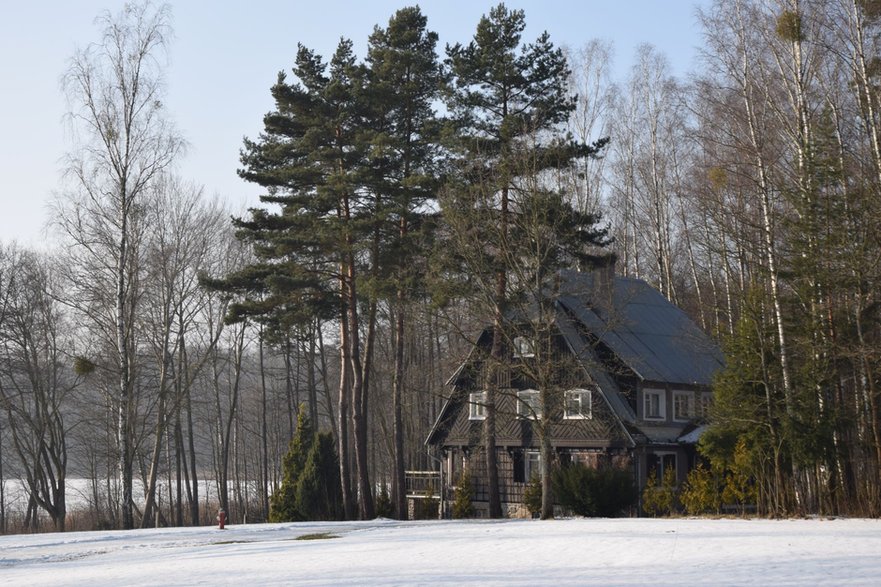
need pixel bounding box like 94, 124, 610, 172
1, 517, 879, 586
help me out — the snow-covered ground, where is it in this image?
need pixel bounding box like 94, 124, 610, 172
1, 517, 878, 586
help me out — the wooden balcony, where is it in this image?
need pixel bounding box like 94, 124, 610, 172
404, 470, 440, 498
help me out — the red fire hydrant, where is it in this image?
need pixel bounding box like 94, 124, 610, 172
217, 508, 226, 530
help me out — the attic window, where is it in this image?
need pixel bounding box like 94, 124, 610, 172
564, 389, 592, 419
469, 391, 487, 420
699, 393, 712, 420
673, 391, 694, 422
517, 389, 541, 419
643, 389, 665, 421
512, 336, 535, 358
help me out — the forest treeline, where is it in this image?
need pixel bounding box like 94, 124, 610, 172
1, 0, 881, 533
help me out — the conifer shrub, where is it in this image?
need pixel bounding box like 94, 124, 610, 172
552, 463, 638, 517
680, 464, 722, 515
269, 406, 343, 521
720, 439, 758, 514
641, 468, 679, 516
374, 484, 394, 518
294, 432, 343, 521
269, 407, 313, 522
452, 472, 476, 519
552, 466, 592, 516
523, 475, 543, 517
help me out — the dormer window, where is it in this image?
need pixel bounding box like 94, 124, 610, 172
643, 389, 665, 421
699, 393, 712, 420
469, 391, 487, 420
564, 389, 592, 419
673, 391, 694, 422
512, 336, 535, 358
516, 389, 541, 419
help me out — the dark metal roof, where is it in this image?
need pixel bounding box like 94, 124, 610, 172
555, 311, 637, 446
557, 269, 724, 387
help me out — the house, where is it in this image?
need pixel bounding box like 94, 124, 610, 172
424, 267, 724, 518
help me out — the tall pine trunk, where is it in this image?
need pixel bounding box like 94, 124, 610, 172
337, 291, 355, 519
485, 185, 508, 520
392, 289, 407, 519
347, 259, 373, 519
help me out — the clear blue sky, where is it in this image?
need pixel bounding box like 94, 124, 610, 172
0, 1, 710, 247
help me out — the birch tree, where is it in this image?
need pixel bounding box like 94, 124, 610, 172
59, 1, 183, 529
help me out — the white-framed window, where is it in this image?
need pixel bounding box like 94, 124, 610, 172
699, 393, 712, 419
564, 388, 592, 419
512, 336, 535, 358
643, 389, 666, 421
469, 391, 487, 420
673, 391, 694, 422
447, 449, 465, 483
525, 450, 541, 480
517, 389, 541, 419
513, 449, 542, 483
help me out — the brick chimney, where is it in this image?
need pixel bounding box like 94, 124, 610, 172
593, 253, 617, 309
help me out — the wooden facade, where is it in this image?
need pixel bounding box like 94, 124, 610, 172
426, 269, 724, 518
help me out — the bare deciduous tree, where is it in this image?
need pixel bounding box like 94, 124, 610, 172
59, 1, 183, 529
0, 247, 76, 531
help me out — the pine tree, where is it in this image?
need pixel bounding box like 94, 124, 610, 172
364, 5, 441, 520
219, 38, 370, 519
699, 291, 788, 515
229, 9, 446, 521
441, 2, 607, 519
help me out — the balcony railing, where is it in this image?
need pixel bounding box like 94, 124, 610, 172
404, 470, 440, 498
